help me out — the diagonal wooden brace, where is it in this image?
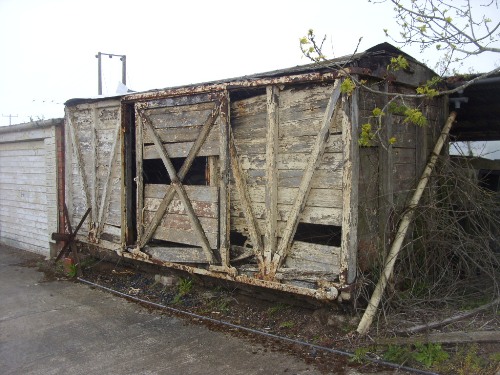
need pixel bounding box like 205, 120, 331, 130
138, 100, 221, 248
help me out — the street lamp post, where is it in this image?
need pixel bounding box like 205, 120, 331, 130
96, 52, 127, 95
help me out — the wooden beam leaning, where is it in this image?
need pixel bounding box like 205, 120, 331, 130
339, 88, 359, 284
138, 100, 221, 248
229, 133, 264, 266
264, 85, 280, 272
270, 79, 343, 275
96, 121, 121, 239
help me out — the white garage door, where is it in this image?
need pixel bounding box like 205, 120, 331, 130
0, 140, 49, 255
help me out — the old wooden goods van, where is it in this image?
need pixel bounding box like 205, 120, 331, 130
64, 43, 446, 300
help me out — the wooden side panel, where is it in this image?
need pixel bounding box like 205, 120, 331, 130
143, 185, 219, 249
230, 84, 344, 237
284, 241, 340, 273
230, 92, 267, 246
66, 101, 122, 245
142, 101, 220, 159
230, 82, 344, 280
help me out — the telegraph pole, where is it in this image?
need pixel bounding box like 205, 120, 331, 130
2, 114, 18, 125
96, 52, 127, 95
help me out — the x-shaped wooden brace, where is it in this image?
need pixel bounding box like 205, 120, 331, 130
137, 98, 222, 264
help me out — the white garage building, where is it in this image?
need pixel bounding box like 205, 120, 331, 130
0, 119, 63, 257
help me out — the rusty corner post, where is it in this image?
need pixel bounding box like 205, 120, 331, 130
356, 111, 457, 336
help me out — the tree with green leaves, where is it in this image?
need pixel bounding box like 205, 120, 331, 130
300, 0, 500, 336
300, 0, 500, 146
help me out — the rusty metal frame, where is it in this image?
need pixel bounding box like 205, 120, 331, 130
120, 250, 339, 300
122, 68, 372, 104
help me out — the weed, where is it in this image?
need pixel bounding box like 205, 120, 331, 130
489, 352, 500, 362
413, 343, 449, 368
205, 296, 232, 314
79, 257, 97, 269
383, 344, 413, 364
67, 264, 78, 278
172, 277, 193, 304
349, 347, 371, 364
279, 321, 294, 329
267, 303, 289, 316
443, 344, 500, 375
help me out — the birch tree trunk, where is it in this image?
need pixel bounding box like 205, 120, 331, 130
357, 111, 457, 335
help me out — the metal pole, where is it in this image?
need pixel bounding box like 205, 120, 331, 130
97, 52, 102, 95
121, 55, 126, 86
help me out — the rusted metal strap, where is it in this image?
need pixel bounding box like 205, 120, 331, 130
54, 207, 91, 261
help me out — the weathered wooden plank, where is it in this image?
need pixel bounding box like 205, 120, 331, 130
143, 125, 217, 144
284, 240, 340, 273
102, 223, 121, 237
143, 93, 219, 109
145, 246, 209, 263
105, 208, 121, 227
272, 79, 342, 275
393, 163, 416, 181
67, 113, 92, 215
229, 133, 264, 263
152, 226, 218, 250
145, 102, 214, 129
135, 106, 145, 240
232, 113, 267, 137
219, 94, 230, 267
230, 202, 343, 227
237, 152, 343, 172
244, 165, 344, 189
142, 137, 219, 159
393, 148, 416, 164
91, 107, 98, 223
97, 120, 121, 240
144, 195, 218, 218
264, 85, 280, 267
144, 184, 216, 201
230, 217, 280, 241
231, 94, 267, 116
340, 89, 360, 285
279, 83, 334, 106
144, 211, 218, 232
391, 115, 417, 148
230, 186, 343, 208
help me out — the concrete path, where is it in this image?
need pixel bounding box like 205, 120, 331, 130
0, 246, 322, 375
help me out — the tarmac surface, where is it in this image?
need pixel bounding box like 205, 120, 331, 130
0, 246, 324, 375
0, 245, 408, 375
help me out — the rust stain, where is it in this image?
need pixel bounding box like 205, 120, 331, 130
123, 68, 373, 103
119, 250, 340, 300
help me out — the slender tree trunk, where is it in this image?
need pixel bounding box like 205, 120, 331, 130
357, 112, 457, 335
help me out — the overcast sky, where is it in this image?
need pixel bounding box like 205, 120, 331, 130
0, 0, 498, 130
